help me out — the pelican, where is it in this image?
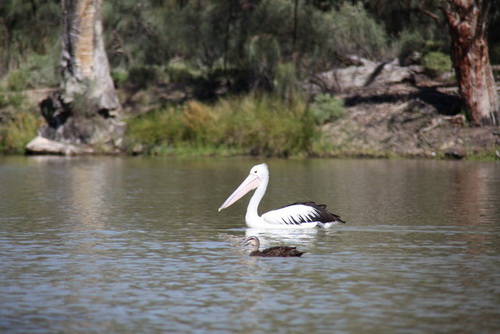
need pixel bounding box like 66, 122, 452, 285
244, 236, 305, 257
218, 163, 345, 229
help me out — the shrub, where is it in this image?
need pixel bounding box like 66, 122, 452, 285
274, 62, 301, 102
307, 2, 390, 67
247, 34, 281, 89
25, 52, 59, 88
166, 61, 201, 83
308, 94, 345, 125
125, 107, 184, 148
422, 51, 452, 78
7, 69, 30, 91
221, 95, 313, 156
0, 93, 25, 109
125, 94, 315, 156
128, 66, 160, 88
111, 69, 129, 88
0, 110, 42, 154
6, 52, 59, 91
396, 30, 426, 64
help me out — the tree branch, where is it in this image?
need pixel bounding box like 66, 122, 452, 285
418, 0, 442, 25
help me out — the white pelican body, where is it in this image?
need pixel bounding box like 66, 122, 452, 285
218, 163, 345, 229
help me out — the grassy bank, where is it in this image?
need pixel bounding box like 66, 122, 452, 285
0, 89, 497, 160
125, 94, 320, 157
0, 91, 342, 158
0, 92, 43, 154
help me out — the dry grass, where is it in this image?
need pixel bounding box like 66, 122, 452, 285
125, 94, 316, 156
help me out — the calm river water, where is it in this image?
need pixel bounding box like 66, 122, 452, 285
0, 157, 499, 333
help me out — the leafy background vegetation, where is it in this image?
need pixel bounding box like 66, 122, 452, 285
0, 0, 499, 155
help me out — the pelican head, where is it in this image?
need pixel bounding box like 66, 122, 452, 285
243, 236, 260, 251
218, 163, 269, 212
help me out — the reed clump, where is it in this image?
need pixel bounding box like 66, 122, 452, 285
0, 105, 43, 154
125, 94, 316, 157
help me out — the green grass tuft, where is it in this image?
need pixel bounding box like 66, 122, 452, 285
422, 51, 452, 78
125, 94, 317, 157
0, 111, 42, 154
309, 94, 345, 125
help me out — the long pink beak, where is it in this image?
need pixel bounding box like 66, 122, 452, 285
218, 174, 261, 211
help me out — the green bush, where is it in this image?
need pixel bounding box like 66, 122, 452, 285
25, 52, 59, 88
166, 61, 201, 83
0, 94, 7, 108
0, 110, 41, 154
7, 69, 30, 91
5, 52, 59, 91
126, 107, 184, 148
125, 94, 315, 157
128, 66, 160, 88
274, 62, 301, 102
111, 69, 129, 88
247, 34, 281, 89
307, 2, 390, 67
0, 93, 25, 109
308, 94, 345, 125
422, 51, 452, 78
396, 30, 426, 63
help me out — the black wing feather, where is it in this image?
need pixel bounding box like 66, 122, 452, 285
283, 201, 346, 224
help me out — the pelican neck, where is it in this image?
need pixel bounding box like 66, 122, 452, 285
245, 176, 268, 222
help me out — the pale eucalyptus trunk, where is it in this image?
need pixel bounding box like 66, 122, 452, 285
61, 0, 119, 111
29, 0, 124, 154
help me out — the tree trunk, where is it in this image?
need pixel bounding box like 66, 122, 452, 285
61, 0, 119, 111
442, 0, 499, 126
29, 0, 124, 154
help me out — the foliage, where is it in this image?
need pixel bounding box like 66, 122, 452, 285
0, 92, 25, 109
6, 0, 498, 93
125, 94, 315, 157
102, 0, 391, 87
308, 94, 345, 125
111, 68, 129, 88
6, 69, 30, 91
0, 106, 42, 154
395, 30, 427, 64
5, 52, 59, 91
247, 34, 281, 89
297, 2, 390, 71
274, 62, 302, 102
165, 61, 202, 83
422, 51, 452, 78
327, 2, 389, 60
127, 66, 160, 89
0, 0, 60, 77
488, 5, 500, 63
1, 0, 498, 91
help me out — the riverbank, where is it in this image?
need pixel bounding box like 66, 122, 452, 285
319, 83, 499, 159
0, 83, 498, 159
113, 79, 500, 160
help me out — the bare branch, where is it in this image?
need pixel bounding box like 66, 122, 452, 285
418, 0, 442, 25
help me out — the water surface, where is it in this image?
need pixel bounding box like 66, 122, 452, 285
1, 157, 499, 333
